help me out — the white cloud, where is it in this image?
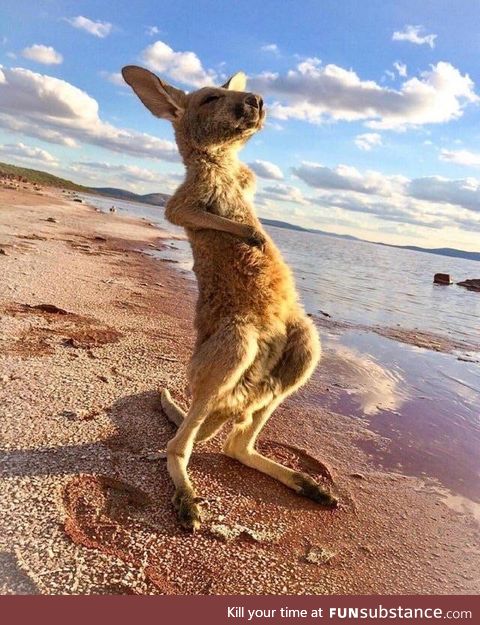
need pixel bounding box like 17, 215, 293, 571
440, 148, 480, 167
146, 26, 159, 36
0, 141, 58, 164
141, 40, 216, 87
100, 71, 126, 87
312, 192, 451, 229
248, 159, 284, 180
261, 43, 280, 55
354, 132, 382, 151
266, 120, 284, 131
0, 114, 78, 147
408, 176, 480, 213
393, 61, 407, 77
0, 66, 99, 120
71, 160, 181, 192
0, 66, 179, 162
251, 60, 477, 129
292, 162, 406, 196
295, 160, 480, 215
291, 159, 480, 234
257, 182, 307, 205
21, 44, 63, 65
65, 16, 112, 38
392, 25, 437, 48
74, 161, 158, 182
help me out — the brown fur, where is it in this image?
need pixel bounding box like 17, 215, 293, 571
122, 65, 337, 530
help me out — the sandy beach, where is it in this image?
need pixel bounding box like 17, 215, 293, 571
0, 186, 479, 595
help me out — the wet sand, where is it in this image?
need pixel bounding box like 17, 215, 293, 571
0, 186, 479, 595
314, 315, 480, 355
313, 328, 480, 506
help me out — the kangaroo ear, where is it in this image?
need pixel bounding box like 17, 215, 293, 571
122, 65, 186, 121
221, 71, 247, 91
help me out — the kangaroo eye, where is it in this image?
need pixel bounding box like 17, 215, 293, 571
201, 94, 221, 105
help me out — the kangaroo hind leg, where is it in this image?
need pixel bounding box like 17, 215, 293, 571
166, 322, 259, 530
224, 317, 337, 507
161, 391, 233, 442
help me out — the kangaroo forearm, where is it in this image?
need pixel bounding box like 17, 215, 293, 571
166, 203, 250, 238
187, 211, 251, 237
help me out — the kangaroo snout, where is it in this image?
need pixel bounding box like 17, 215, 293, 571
236, 93, 264, 124
244, 93, 263, 110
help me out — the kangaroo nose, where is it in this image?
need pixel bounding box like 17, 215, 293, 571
245, 94, 263, 110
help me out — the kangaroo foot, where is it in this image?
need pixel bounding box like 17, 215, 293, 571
172, 487, 202, 531
293, 472, 338, 508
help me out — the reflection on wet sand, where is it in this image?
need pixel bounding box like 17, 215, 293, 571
319, 341, 406, 416
432, 487, 480, 528
315, 326, 480, 511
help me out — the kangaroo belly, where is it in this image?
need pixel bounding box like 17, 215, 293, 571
189, 229, 297, 331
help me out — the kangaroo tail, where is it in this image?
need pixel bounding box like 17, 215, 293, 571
160, 389, 186, 427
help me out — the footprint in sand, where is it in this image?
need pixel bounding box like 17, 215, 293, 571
61, 475, 188, 594
2, 302, 122, 356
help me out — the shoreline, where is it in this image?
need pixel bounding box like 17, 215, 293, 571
314, 314, 480, 356
0, 186, 479, 594
81, 191, 480, 359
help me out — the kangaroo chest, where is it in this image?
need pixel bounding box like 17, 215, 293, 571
206, 187, 257, 225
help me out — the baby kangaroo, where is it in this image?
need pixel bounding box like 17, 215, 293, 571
122, 65, 337, 530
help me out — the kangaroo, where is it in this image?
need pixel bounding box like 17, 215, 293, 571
122, 65, 338, 531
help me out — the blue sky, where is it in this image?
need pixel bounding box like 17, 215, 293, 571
1, 1, 480, 251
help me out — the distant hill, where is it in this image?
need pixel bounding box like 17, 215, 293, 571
0, 161, 88, 191
143, 192, 171, 205
306, 226, 360, 242
387, 245, 480, 263
1, 161, 478, 261
262, 218, 479, 261
93, 187, 170, 206
262, 218, 480, 259
89, 187, 140, 201
260, 218, 308, 232
261, 218, 362, 241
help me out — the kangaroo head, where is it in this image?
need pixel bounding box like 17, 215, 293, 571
122, 66, 265, 161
